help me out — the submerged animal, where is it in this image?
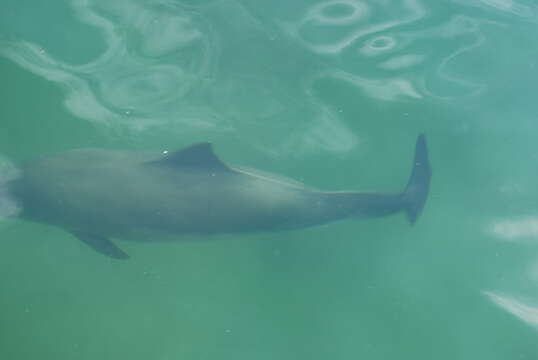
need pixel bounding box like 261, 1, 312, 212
6, 135, 431, 260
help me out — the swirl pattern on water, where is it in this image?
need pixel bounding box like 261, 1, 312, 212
0, 0, 506, 154
280, 0, 424, 54
0, 0, 361, 155
279, 0, 490, 99
1, 0, 217, 133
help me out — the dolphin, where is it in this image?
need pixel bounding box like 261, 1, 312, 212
6, 135, 431, 260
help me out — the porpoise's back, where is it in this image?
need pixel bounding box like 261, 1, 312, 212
11, 146, 310, 236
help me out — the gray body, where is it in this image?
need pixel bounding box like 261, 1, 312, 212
8, 136, 431, 259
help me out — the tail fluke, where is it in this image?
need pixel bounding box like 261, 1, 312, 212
402, 134, 431, 224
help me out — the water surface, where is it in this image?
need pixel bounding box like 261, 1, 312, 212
1, 0, 538, 359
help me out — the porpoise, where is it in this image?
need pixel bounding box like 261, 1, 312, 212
6, 135, 431, 259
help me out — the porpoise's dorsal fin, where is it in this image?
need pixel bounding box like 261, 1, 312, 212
150, 143, 232, 172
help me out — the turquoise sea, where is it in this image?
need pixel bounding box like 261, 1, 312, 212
1, 0, 538, 359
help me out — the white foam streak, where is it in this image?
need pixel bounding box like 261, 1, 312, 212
454, 0, 538, 21
379, 54, 425, 70
319, 71, 422, 101
485, 291, 538, 329
490, 216, 538, 241
0, 156, 21, 220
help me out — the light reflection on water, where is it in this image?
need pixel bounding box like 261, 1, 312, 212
0, 155, 21, 220
454, 0, 538, 20
1, 0, 493, 155
484, 291, 538, 330
1, 0, 217, 133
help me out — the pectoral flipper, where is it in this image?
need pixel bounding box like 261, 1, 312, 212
72, 231, 129, 260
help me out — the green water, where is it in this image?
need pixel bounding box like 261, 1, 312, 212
1, 0, 538, 358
